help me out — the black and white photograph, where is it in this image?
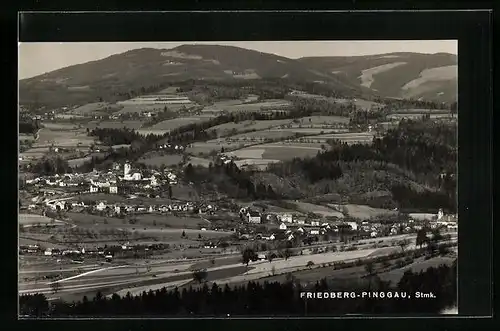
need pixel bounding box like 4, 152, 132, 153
18, 40, 458, 317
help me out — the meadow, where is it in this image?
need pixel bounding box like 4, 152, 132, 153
33, 129, 96, 148
67, 102, 121, 115
85, 120, 145, 130
137, 153, 183, 167
285, 201, 344, 218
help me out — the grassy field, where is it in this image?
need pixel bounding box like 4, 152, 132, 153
378, 256, 455, 284
202, 99, 292, 113
208, 119, 294, 136
307, 132, 375, 144
19, 214, 62, 225
67, 102, 122, 115
32, 128, 96, 148
226, 143, 323, 162
67, 156, 92, 168
285, 201, 344, 218
296, 115, 351, 125
85, 120, 145, 130
187, 157, 213, 167
149, 116, 211, 131
328, 204, 397, 219
137, 153, 183, 167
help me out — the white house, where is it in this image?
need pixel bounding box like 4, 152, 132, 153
278, 213, 293, 223
296, 219, 305, 225
287, 233, 295, 241
370, 231, 378, 238
109, 185, 118, 194
346, 222, 358, 231
269, 233, 276, 240
279, 223, 288, 230
297, 227, 305, 234
310, 221, 320, 227
309, 228, 320, 235
90, 185, 99, 193
247, 211, 261, 224
114, 206, 121, 214
96, 202, 106, 211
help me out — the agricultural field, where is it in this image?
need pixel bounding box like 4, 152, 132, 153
137, 152, 183, 167
116, 105, 169, 114
294, 115, 350, 125
307, 132, 376, 144
67, 156, 92, 168
328, 204, 397, 219
202, 99, 292, 113
33, 128, 97, 148
378, 256, 455, 285
85, 120, 146, 130
284, 201, 344, 218
387, 113, 452, 120
67, 102, 122, 115
19, 214, 66, 226
42, 122, 82, 131
19, 147, 50, 162
208, 119, 294, 136
187, 157, 213, 167
149, 116, 210, 131
226, 143, 323, 162
19, 134, 36, 142
136, 129, 169, 136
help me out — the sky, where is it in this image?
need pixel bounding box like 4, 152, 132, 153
18, 40, 457, 80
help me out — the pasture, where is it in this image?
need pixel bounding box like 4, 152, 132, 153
208, 119, 294, 136
202, 99, 292, 113
67, 102, 121, 115
137, 153, 183, 167
67, 156, 92, 168
402, 65, 457, 91
308, 132, 375, 144
33, 128, 96, 148
85, 120, 145, 130
285, 201, 344, 218
187, 157, 212, 167
296, 115, 350, 125
359, 62, 408, 88
329, 204, 397, 219
19, 214, 64, 226
227, 143, 323, 161
149, 117, 209, 131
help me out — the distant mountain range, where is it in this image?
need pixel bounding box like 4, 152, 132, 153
298, 52, 457, 103
19, 45, 457, 108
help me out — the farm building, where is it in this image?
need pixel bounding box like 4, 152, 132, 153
246, 211, 262, 224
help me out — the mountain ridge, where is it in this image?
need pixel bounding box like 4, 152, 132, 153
19, 45, 457, 108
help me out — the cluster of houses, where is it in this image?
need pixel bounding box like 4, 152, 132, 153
236, 206, 458, 242
24, 163, 179, 196
72, 199, 218, 217
20, 242, 169, 261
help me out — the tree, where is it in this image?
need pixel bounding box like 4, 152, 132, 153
50, 281, 61, 294
416, 229, 428, 248
364, 261, 376, 290
307, 261, 315, 269
398, 239, 410, 253
210, 258, 216, 265
181, 230, 186, 238
283, 248, 292, 261
267, 252, 275, 263
192, 269, 208, 283
241, 247, 257, 269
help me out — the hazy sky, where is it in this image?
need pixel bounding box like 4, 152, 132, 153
19, 40, 457, 80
